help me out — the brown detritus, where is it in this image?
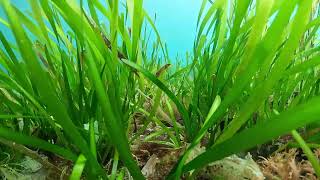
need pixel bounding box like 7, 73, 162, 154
85, 11, 128, 60
132, 142, 184, 179
141, 94, 183, 129
258, 148, 319, 180
155, 64, 171, 77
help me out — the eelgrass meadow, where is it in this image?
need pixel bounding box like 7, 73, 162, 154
1, 0, 320, 179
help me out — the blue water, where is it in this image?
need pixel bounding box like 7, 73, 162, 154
0, 0, 202, 59
144, 0, 201, 58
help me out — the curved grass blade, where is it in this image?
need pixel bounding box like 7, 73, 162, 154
0, 127, 77, 161
70, 154, 87, 180
291, 130, 320, 176
285, 54, 320, 76
216, 0, 314, 144
184, 95, 320, 172
197, 0, 208, 28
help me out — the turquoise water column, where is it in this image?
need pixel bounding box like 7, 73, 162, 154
144, 0, 201, 58
0, 0, 201, 59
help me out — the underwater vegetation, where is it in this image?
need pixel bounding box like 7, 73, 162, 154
0, 0, 320, 179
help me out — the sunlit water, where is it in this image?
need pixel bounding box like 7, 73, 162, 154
0, 0, 202, 59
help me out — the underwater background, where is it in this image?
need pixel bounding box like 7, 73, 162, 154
1, 0, 320, 179
0, 0, 202, 59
